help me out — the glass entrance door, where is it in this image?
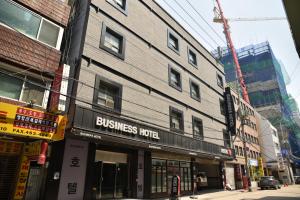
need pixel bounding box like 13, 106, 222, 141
94, 162, 128, 199
101, 163, 116, 199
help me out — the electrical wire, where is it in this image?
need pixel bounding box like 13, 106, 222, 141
185, 0, 227, 45
0, 70, 233, 143
160, 0, 217, 50
172, 0, 223, 47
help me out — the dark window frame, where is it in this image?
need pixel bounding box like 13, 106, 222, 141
219, 98, 225, 115
192, 116, 204, 140
223, 129, 231, 148
168, 65, 182, 92
93, 75, 123, 113
106, 0, 128, 15
167, 29, 180, 55
216, 73, 224, 88
169, 106, 184, 132
189, 79, 201, 102
100, 23, 126, 60
187, 46, 197, 67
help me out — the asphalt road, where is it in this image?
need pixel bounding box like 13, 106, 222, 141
176, 185, 300, 200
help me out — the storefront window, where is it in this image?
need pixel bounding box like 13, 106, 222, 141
180, 162, 191, 192
151, 159, 167, 194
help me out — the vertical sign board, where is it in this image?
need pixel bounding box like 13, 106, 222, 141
137, 150, 144, 198
57, 139, 89, 200
224, 87, 236, 135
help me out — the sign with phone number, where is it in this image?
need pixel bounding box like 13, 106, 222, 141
0, 102, 67, 141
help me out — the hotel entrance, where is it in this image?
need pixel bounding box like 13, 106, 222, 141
93, 150, 128, 199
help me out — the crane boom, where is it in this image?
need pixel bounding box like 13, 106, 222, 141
213, 17, 286, 23
215, 0, 250, 104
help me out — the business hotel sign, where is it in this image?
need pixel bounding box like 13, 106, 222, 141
0, 102, 67, 141
96, 116, 160, 140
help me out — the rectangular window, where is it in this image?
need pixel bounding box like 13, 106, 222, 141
192, 116, 203, 140
223, 130, 231, 148
235, 146, 239, 156
190, 80, 200, 101
94, 75, 122, 112
219, 99, 225, 115
217, 74, 224, 88
169, 107, 184, 132
0, 0, 63, 49
106, 0, 127, 14
100, 24, 125, 59
239, 147, 243, 156
168, 65, 182, 91
0, 69, 48, 107
188, 48, 197, 67
151, 159, 167, 194
167, 29, 180, 54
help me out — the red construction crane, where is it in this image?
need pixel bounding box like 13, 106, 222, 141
214, 0, 250, 104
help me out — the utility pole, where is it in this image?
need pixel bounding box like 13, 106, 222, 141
279, 122, 294, 184
240, 111, 252, 192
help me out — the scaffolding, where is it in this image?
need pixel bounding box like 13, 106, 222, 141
214, 41, 300, 163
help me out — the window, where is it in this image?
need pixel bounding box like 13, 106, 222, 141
169, 107, 184, 132
235, 146, 239, 156
151, 159, 167, 194
100, 24, 125, 59
219, 99, 225, 115
223, 130, 231, 148
217, 74, 224, 88
0, 69, 48, 107
0, 0, 63, 49
188, 47, 197, 67
239, 147, 244, 156
168, 66, 182, 91
94, 75, 122, 112
190, 80, 200, 101
106, 0, 128, 15
167, 29, 180, 54
192, 116, 203, 140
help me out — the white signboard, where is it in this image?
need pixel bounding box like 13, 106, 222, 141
57, 139, 89, 200
249, 159, 258, 166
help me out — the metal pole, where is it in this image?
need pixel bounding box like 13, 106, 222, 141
241, 114, 252, 192
279, 122, 294, 184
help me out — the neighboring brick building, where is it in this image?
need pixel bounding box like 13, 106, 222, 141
0, 0, 70, 199
225, 88, 261, 190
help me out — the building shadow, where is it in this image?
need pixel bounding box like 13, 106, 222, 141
242, 197, 300, 200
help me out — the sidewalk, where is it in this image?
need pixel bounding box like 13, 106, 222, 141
163, 188, 258, 200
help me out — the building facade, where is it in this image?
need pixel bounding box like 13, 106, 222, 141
214, 41, 299, 183
0, 0, 70, 199
225, 88, 262, 190
255, 113, 290, 183
50, 0, 234, 199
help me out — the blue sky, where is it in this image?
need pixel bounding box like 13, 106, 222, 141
156, 0, 300, 107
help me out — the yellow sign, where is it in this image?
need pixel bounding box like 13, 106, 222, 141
0, 102, 66, 141
0, 140, 22, 154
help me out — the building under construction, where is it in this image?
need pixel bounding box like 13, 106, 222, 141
213, 41, 300, 178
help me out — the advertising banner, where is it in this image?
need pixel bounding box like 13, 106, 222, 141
57, 139, 89, 200
0, 102, 67, 141
224, 87, 236, 135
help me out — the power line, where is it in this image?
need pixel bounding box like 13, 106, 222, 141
172, 0, 223, 47
0, 70, 232, 143
160, 0, 217, 50
185, 0, 226, 45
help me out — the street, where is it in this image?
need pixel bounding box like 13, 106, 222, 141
176, 185, 300, 200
